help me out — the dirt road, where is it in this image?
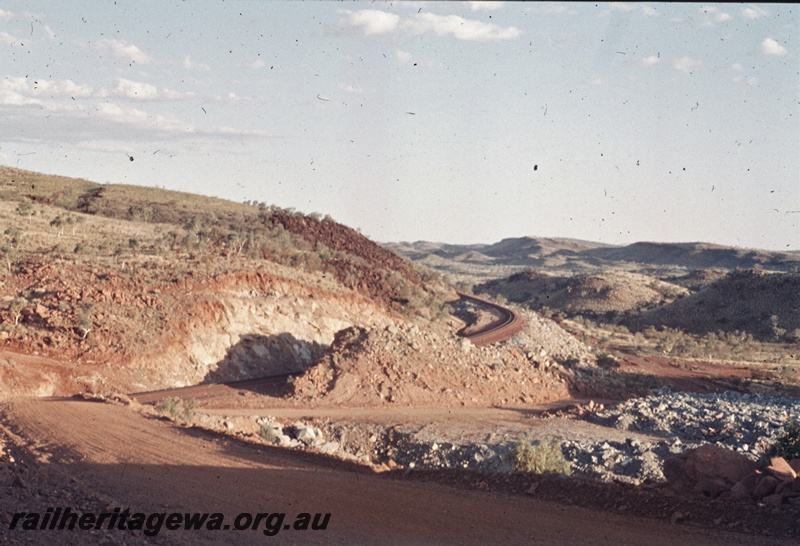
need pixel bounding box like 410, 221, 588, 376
2, 397, 787, 545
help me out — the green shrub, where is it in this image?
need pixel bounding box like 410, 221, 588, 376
156, 397, 197, 423
508, 440, 571, 475
258, 423, 280, 444
766, 421, 800, 461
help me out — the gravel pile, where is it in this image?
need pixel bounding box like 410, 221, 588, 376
377, 434, 514, 474
350, 388, 799, 486
564, 388, 798, 483
587, 388, 797, 452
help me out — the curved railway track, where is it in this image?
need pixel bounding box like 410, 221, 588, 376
456, 292, 525, 346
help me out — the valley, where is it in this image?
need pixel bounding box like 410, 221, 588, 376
0, 166, 798, 544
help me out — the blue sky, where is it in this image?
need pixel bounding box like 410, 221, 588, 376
1, 2, 798, 250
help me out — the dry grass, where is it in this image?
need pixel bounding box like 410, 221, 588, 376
563, 317, 800, 388
508, 440, 572, 476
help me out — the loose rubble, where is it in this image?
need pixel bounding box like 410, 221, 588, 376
663, 445, 800, 507
241, 389, 799, 495
558, 389, 797, 486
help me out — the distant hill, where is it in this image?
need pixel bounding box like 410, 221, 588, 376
476, 270, 689, 317
385, 237, 800, 274
625, 269, 800, 341
384, 236, 610, 264
582, 242, 799, 271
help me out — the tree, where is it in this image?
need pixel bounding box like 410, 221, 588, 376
3, 227, 24, 248
16, 201, 35, 224
76, 304, 94, 339
128, 205, 151, 223
50, 215, 65, 238
8, 297, 26, 325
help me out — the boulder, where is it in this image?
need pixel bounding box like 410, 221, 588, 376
752, 475, 781, 499
732, 470, 761, 497
296, 426, 318, 444
663, 445, 758, 498
765, 457, 797, 482
729, 481, 751, 500
762, 493, 784, 509
319, 441, 339, 454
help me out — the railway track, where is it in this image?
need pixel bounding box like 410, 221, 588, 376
456, 292, 525, 346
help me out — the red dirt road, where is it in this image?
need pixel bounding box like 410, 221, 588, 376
2, 397, 787, 545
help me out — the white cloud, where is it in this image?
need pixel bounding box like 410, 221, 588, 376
95, 39, 151, 64
731, 75, 759, 87
0, 31, 21, 44
396, 50, 412, 64
673, 57, 700, 73
741, 6, 768, 20
42, 25, 56, 40
109, 79, 159, 100
0, 9, 13, 20
699, 6, 731, 24
730, 63, 744, 72
95, 102, 193, 133
760, 37, 787, 56
0, 78, 41, 106
206, 126, 271, 138
610, 2, 635, 13
208, 92, 266, 105
36, 78, 94, 98
339, 83, 363, 94
640, 55, 660, 67
0, 77, 93, 106
99, 78, 193, 101
526, 4, 576, 15
641, 6, 660, 17
246, 58, 266, 69
468, 1, 504, 11
403, 13, 520, 41
183, 55, 211, 71
341, 9, 519, 42
341, 9, 400, 36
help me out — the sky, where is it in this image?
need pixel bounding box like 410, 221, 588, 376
1, 1, 798, 251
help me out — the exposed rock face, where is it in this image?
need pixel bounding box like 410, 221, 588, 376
128, 274, 394, 390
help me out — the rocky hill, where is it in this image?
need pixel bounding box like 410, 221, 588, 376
0, 166, 592, 405
386, 237, 800, 276
384, 237, 611, 267
626, 269, 800, 342
583, 242, 799, 271
475, 270, 689, 318
0, 166, 454, 395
